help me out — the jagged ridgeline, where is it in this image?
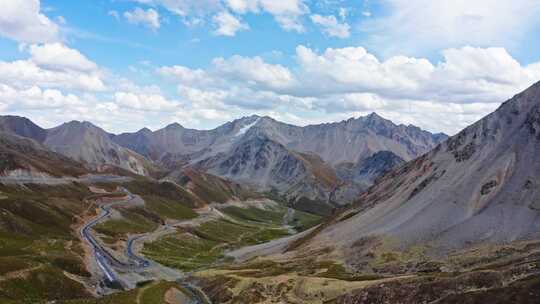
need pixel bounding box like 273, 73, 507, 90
3, 80, 540, 302
216, 81, 540, 303
1, 113, 445, 211
0, 111, 445, 303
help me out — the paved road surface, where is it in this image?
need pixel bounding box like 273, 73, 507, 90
81, 187, 210, 303
80, 189, 144, 288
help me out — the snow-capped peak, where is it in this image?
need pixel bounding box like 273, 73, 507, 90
234, 118, 260, 137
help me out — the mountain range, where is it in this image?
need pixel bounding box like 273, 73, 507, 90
0, 116, 155, 176
0, 113, 446, 211
238, 80, 540, 271
183, 81, 540, 303
3, 81, 540, 303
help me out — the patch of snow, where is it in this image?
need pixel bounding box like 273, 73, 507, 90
234, 118, 260, 137
128, 155, 146, 175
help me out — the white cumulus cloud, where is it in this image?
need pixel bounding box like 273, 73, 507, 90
213, 55, 296, 89
311, 14, 350, 38
157, 65, 212, 85
224, 0, 258, 14
28, 43, 98, 72
212, 11, 249, 36
124, 7, 161, 30
256, 0, 309, 32
294, 45, 540, 104
0, 59, 105, 92
155, 45, 540, 134
131, 0, 308, 33
0, 0, 60, 43
114, 92, 178, 111
0, 84, 83, 110
364, 0, 540, 55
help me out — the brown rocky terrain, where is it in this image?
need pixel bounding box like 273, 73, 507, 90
196, 81, 540, 303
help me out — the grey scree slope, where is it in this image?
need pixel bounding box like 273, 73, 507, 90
299, 80, 540, 256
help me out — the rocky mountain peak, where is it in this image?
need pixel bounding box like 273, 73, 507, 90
59, 120, 103, 132
242, 114, 262, 120
164, 122, 184, 130
249, 116, 280, 129
138, 127, 152, 134
329, 113, 394, 135
0, 115, 47, 143
432, 132, 448, 142
234, 114, 261, 125
508, 80, 540, 119
365, 112, 385, 121
360, 112, 398, 133
284, 81, 540, 260
228, 115, 266, 137
0, 115, 39, 126
48, 121, 114, 144
43, 119, 152, 175
439, 80, 540, 165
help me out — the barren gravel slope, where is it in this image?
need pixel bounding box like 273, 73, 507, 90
292, 81, 540, 258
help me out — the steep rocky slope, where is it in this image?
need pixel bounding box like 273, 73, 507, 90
0, 113, 445, 205
44, 121, 154, 175
202, 81, 540, 304
336, 151, 405, 188
113, 114, 445, 206
278, 80, 540, 262
192, 131, 340, 212
114, 114, 445, 166
247, 113, 445, 165
112, 117, 265, 163
0, 115, 47, 143
0, 131, 88, 177
0, 116, 156, 176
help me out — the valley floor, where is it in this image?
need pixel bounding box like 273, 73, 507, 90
4, 175, 540, 304
0, 175, 323, 303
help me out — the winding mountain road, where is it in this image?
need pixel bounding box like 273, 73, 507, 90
80, 188, 146, 287
125, 235, 152, 268
80, 205, 119, 284
80, 187, 210, 303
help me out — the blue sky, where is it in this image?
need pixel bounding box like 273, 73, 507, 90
36, 1, 369, 69
1, 0, 540, 135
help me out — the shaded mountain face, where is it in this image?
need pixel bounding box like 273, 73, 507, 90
291, 81, 540, 259
113, 114, 444, 165
194, 132, 339, 212
0, 113, 445, 206
0, 131, 88, 177
0, 115, 47, 143
112, 114, 446, 206
336, 151, 406, 187
113, 127, 157, 160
